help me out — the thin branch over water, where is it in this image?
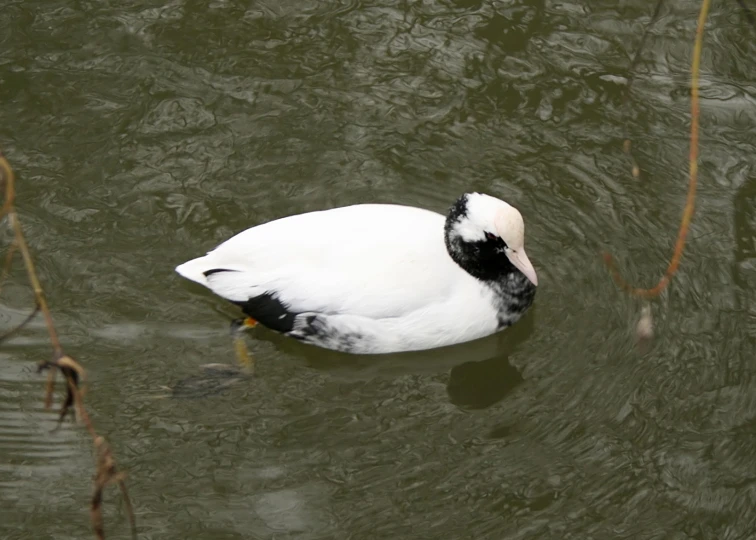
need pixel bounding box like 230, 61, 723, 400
605, 0, 711, 300
0, 153, 137, 540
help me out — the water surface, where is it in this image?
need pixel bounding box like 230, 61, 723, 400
1, 1, 756, 538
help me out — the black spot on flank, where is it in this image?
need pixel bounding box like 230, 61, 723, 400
232, 292, 299, 333
290, 314, 367, 353
291, 315, 320, 340
203, 268, 236, 277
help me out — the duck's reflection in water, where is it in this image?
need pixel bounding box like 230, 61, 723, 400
248, 306, 536, 410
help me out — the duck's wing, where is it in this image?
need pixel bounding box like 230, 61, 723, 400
176, 204, 468, 320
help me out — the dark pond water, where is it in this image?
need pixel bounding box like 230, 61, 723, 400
1, 0, 756, 538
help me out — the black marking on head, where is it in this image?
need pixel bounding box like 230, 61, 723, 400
446, 193, 470, 227
444, 193, 536, 325
232, 292, 299, 333
444, 193, 519, 281
203, 268, 236, 277
484, 231, 509, 249
445, 227, 516, 282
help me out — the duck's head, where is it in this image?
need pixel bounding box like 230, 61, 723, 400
444, 193, 538, 286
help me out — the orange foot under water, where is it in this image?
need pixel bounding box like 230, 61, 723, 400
231, 317, 257, 374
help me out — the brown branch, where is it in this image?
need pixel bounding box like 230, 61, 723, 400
0, 153, 137, 539
0, 303, 40, 344
0, 155, 62, 354
604, 0, 711, 299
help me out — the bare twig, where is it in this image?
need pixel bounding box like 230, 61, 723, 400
0, 153, 136, 539
605, 0, 711, 299
0, 304, 40, 344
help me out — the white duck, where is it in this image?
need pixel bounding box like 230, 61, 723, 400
176, 193, 538, 354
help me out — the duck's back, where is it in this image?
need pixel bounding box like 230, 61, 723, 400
176, 203, 473, 319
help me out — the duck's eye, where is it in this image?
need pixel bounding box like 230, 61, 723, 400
485, 232, 497, 242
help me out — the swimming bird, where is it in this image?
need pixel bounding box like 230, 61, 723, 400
175, 193, 537, 355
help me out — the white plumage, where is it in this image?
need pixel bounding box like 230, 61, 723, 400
176, 193, 537, 354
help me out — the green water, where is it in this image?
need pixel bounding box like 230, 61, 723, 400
1, 1, 755, 538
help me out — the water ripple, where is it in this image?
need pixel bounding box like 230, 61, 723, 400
2, 0, 756, 538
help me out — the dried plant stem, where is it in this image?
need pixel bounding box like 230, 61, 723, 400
605, 0, 710, 298
0, 153, 136, 539
0, 304, 40, 343
0, 163, 62, 355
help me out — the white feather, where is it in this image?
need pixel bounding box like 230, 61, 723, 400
176, 193, 537, 353
176, 203, 505, 352
179, 204, 466, 312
